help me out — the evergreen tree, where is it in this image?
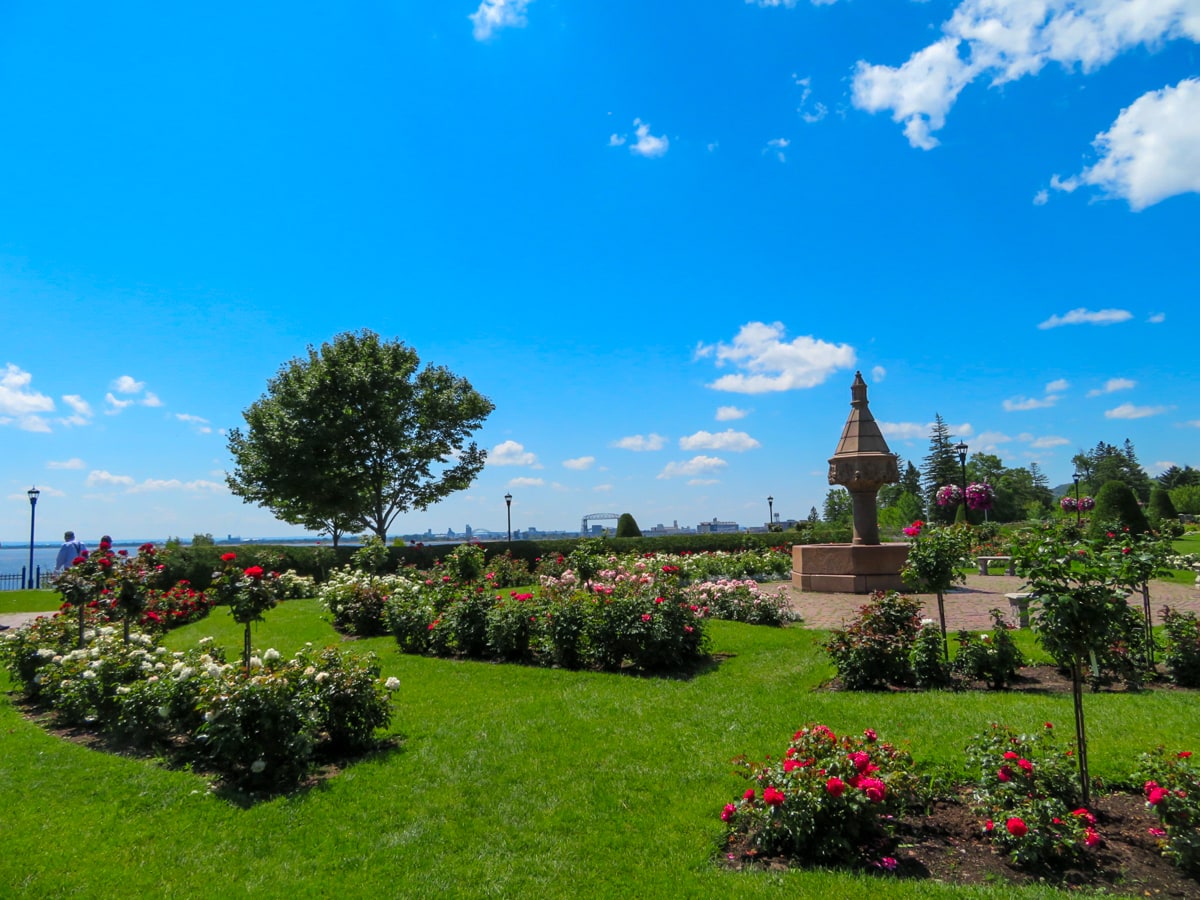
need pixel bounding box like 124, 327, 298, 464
1072, 440, 1152, 502
1158, 465, 1200, 490
921, 414, 961, 523
807, 506, 820, 523
615, 513, 642, 538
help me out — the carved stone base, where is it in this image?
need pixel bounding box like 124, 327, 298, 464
791, 543, 910, 594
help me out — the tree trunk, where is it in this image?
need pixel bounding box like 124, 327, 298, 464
1142, 581, 1154, 665
1071, 659, 1091, 808
936, 591, 948, 660
243, 622, 253, 671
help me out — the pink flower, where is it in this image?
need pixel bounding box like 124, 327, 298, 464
721, 803, 737, 822
859, 777, 886, 803
1147, 786, 1169, 806
1148, 827, 1167, 838
848, 751, 871, 773
763, 786, 785, 807
1071, 808, 1096, 826
825, 777, 846, 798
1006, 817, 1028, 838
1017, 758, 1034, 774
641, 613, 652, 622
1003, 751, 1019, 760
1084, 828, 1101, 847
874, 856, 898, 872
997, 766, 1014, 783
863, 728, 877, 742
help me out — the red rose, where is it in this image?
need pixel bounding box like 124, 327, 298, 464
721, 803, 737, 822
743, 789, 756, 802
1084, 828, 1101, 847
825, 777, 846, 798
763, 786, 785, 806
1147, 786, 1169, 806
1005, 817, 1028, 837
859, 777, 886, 803
1017, 758, 1034, 774
221, 553, 237, 562
244, 566, 265, 579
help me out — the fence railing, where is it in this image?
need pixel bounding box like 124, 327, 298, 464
0, 567, 45, 591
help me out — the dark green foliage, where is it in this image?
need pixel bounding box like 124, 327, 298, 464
615, 513, 642, 538
822, 487, 852, 524
823, 591, 923, 690
1162, 607, 1200, 687
1072, 440, 1152, 502
1148, 487, 1179, 524
952, 610, 1024, 689
1158, 465, 1200, 490
921, 414, 962, 524
1087, 481, 1150, 538
911, 622, 951, 688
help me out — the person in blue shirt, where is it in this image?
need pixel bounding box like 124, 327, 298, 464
55, 531, 88, 570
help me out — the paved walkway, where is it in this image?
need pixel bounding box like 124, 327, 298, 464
780, 574, 1200, 632
0, 610, 52, 631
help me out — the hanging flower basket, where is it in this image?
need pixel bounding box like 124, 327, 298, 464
964, 482, 995, 511
936, 485, 962, 507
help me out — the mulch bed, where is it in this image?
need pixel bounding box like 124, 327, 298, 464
723, 790, 1197, 896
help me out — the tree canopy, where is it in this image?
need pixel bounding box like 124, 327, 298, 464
226, 330, 494, 544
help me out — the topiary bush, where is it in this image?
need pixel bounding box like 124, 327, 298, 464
1087, 481, 1149, 539
615, 513, 642, 538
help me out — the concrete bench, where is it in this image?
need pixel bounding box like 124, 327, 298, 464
977, 555, 1015, 576
1004, 592, 1033, 628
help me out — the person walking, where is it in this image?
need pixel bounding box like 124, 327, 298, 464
55, 531, 88, 570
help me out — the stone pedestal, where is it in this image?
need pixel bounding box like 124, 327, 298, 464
792, 543, 909, 594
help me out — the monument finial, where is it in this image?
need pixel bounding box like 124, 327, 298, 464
851, 371, 868, 407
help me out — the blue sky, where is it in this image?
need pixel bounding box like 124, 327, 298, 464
1, 0, 1197, 543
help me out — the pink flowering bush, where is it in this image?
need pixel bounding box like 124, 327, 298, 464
679, 579, 794, 626
1136, 746, 1200, 874
966, 723, 1098, 867
722, 724, 924, 864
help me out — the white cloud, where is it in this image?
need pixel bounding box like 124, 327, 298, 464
141, 391, 163, 408
490, 440, 540, 466
698, 321, 856, 393
747, 0, 803, 7
851, 0, 1200, 150
48, 458, 86, 470
104, 393, 134, 414
14, 415, 51, 433
1105, 402, 1169, 419
1045, 378, 1070, 393
715, 406, 748, 422
1028, 435, 1070, 448
607, 134, 626, 147
86, 470, 135, 488
1003, 395, 1059, 411
870, 366, 886, 383
1086, 377, 1136, 397
593, 483, 613, 492
111, 375, 144, 394
127, 478, 226, 494
688, 478, 720, 486
1051, 78, 1200, 210
1033, 189, 1049, 205
176, 413, 213, 434
630, 119, 669, 158
679, 429, 761, 452
613, 433, 666, 451
1037, 308, 1133, 329
62, 395, 92, 417
765, 138, 790, 162
470, 0, 532, 41
878, 421, 928, 441
1151, 460, 1178, 475
562, 456, 595, 471
1149, 312, 1166, 323
507, 476, 545, 487
657, 456, 728, 479
0, 364, 54, 416
972, 431, 1012, 451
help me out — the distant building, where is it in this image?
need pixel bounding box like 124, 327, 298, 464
697, 517, 739, 534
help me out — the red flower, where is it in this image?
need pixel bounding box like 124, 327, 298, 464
997, 766, 1014, 783
1147, 786, 1169, 806
1003, 751, 1019, 760
1006, 817, 1028, 837
221, 552, 237, 562
863, 728, 877, 742
763, 786, 785, 806
1084, 828, 1101, 847
641, 613, 652, 622
848, 751, 871, 773
859, 777, 887, 803
1071, 808, 1096, 825
825, 777, 846, 798
721, 803, 737, 822
98, 557, 112, 569
244, 565, 265, 579
1017, 758, 1034, 774
743, 789, 756, 802
1180, 751, 1193, 759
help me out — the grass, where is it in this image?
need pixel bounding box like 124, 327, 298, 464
0, 589, 63, 615
3, 600, 1200, 898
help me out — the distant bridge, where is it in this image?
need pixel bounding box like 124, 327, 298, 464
581, 512, 620, 535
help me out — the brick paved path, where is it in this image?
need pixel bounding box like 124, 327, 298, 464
781, 574, 1200, 632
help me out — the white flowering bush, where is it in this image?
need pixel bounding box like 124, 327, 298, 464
275, 569, 317, 599
1, 621, 399, 793
680, 579, 794, 626
318, 568, 419, 637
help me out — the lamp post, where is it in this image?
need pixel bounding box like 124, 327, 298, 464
767, 495, 774, 529
953, 442, 969, 522
1072, 472, 1082, 526
27, 486, 40, 590
504, 493, 512, 544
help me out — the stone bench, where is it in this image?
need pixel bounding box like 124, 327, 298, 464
1004, 592, 1033, 628
977, 555, 1015, 576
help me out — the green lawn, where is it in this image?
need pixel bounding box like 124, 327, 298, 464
0, 589, 63, 615
3, 602, 1199, 898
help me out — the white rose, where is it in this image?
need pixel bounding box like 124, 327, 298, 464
385, 677, 400, 691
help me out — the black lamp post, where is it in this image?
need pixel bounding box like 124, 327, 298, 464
953, 442, 969, 520
504, 493, 512, 544
767, 495, 774, 529
27, 486, 40, 589
1072, 472, 1082, 525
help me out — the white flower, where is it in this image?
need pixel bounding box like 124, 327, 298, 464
250, 759, 267, 774
920, 618, 935, 626
249, 656, 263, 669
206, 664, 223, 679
198, 636, 213, 646
175, 666, 195, 682
385, 677, 400, 691
36, 648, 55, 659
82, 670, 96, 680
303, 666, 316, 676
264, 648, 280, 662
116, 686, 131, 695
315, 672, 329, 683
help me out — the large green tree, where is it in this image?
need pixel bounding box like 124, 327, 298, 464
1072, 440, 1152, 502
226, 330, 495, 544
921, 414, 962, 524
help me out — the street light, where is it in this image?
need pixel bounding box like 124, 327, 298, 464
767, 495, 774, 529
504, 493, 513, 544
27, 486, 40, 590
1072, 472, 1082, 526
953, 442, 969, 521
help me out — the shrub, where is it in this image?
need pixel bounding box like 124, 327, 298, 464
953, 610, 1024, 689
615, 513, 642, 538
318, 569, 417, 637
1135, 746, 1200, 875
482, 550, 531, 589
966, 723, 1095, 868
1148, 487, 1179, 525
444, 543, 486, 583
911, 620, 951, 688
486, 592, 537, 662
1087, 481, 1149, 539
722, 724, 923, 865
1162, 607, 1200, 687
823, 592, 922, 690
680, 579, 794, 626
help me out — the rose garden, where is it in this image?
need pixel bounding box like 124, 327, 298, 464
3, 512, 1200, 897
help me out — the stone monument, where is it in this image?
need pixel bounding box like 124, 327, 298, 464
792, 371, 909, 593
